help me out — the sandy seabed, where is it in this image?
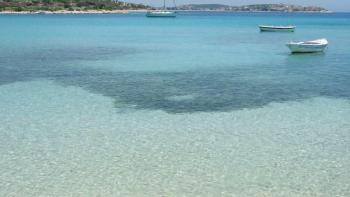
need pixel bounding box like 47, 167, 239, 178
0, 80, 349, 196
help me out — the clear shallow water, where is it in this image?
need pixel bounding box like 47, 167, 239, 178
1, 12, 350, 113
0, 12, 350, 196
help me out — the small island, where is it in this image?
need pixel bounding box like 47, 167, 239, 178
175, 4, 329, 12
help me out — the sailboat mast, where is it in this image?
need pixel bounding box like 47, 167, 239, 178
163, 0, 166, 10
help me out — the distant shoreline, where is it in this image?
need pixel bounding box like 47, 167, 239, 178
0, 9, 333, 15
0, 2, 330, 14
174, 10, 332, 13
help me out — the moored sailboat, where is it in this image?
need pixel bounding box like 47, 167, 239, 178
146, 0, 176, 17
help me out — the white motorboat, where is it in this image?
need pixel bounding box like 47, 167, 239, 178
259, 25, 296, 32
286, 38, 328, 53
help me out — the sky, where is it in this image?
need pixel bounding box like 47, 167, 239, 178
124, 0, 350, 12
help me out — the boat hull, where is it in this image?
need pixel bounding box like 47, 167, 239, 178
259, 26, 295, 32
286, 44, 327, 53
286, 39, 328, 53
146, 11, 176, 17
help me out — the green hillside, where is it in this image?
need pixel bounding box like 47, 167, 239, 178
0, 0, 149, 11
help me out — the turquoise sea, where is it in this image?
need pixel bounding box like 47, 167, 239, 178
0, 12, 349, 196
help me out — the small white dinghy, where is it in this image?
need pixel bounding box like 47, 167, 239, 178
259, 25, 296, 32
286, 38, 328, 53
